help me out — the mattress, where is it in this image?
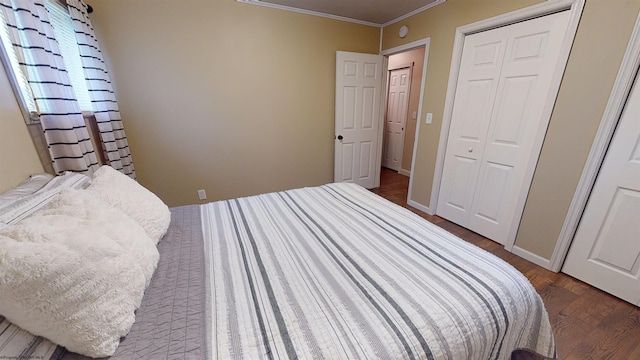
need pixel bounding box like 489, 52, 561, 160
1, 182, 555, 359
200, 182, 555, 359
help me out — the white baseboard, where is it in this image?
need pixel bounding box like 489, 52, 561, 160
407, 199, 433, 215
398, 169, 411, 177
511, 245, 553, 270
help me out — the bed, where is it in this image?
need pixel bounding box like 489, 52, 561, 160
0, 168, 556, 360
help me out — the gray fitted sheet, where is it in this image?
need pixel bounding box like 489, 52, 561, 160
54, 205, 207, 360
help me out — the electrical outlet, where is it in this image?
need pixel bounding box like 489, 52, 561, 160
197, 189, 207, 200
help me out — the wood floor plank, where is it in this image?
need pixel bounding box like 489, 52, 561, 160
372, 167, 640, 359
551, 312, 590, 359
566, 305, 640, 359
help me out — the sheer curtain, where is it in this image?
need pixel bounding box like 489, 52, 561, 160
0, 0, 98, 175
67, 0, 136, 179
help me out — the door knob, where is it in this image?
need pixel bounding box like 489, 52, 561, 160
337, 135, 344, 140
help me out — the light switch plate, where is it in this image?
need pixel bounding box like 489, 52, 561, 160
426, 113, 433, 124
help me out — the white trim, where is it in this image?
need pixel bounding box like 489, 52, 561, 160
549, 11, 640, 272
398, 169, 411, 177
382, 38, 431, 56
381, 0, 447, 27
236, 0, 446, 27
374, 54, 389, 188
512, 246, 552, 269
407, 199, 432, 214
0, 41, 35, 124
0, 16, 39, 124
236, 0, 381, 27
388, 62, 413, 71
381, 38, 433, 215
429, 0, 585, 254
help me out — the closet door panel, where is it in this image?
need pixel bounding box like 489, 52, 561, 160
436, 27, 508, 225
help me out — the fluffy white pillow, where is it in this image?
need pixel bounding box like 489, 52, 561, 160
0, 235, 145, 358
0, 189, 159, 357
86, 166, 171, 243
38, 189, 160, 286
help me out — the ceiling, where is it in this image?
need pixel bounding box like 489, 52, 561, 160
238, 0, 445, 27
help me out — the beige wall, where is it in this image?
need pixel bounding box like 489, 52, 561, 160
0, 64, 44, 193
382, 0, 640, 259
88, 0, 380, 207
388, 48, 425, 173
53, 0, 640, 260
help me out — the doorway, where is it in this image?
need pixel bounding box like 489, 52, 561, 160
382, 46, 426, 178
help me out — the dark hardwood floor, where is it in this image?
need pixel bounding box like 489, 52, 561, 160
371, 167, 640, 359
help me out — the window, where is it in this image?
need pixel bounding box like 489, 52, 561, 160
0, 0, 93, 124
0, 8, 39, 121
46, 0, 93, 112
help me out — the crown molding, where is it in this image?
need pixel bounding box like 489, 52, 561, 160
236, 0, 446, 28
381, 0, 446, 27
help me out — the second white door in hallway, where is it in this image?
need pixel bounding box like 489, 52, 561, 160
382, 66, 411, 171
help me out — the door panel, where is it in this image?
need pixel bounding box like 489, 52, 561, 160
362, 87, 377, 129
335, 51, 383, 189
589, 189, 640, 271
563, 72, 640, 306
359, 141, 373, 179
443, 156, 477, 211
438, 10, 571, 244
492, 76, 537, 145
469, 161, 513, 238
341, 143, 354, 181
460, 80, 496, 141
342, 87, 357, 129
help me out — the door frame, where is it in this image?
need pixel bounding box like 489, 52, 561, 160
550, 11, 640, 272
428, 0, 585, 259
383, 63, 414, 172
380, 38, 430, 207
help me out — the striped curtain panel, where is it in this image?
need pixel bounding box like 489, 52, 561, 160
0, 0, 98, 175
66, 0, 136, 179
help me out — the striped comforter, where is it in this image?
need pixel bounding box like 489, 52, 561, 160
201, 182, 556, 360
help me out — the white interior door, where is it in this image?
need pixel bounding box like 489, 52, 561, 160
437, 10, 571, 244
562, 72, 640, 306
382, 67, 411, 171
334, 51, 383, 189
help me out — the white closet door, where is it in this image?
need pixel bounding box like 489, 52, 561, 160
437, 10, 571, 244
562, 72, 640, 306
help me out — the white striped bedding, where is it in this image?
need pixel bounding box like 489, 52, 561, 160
201, 182, 555, 360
